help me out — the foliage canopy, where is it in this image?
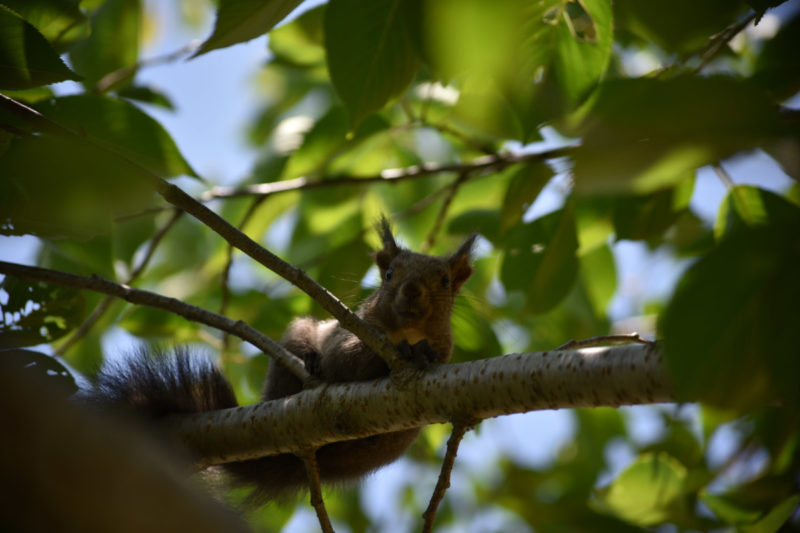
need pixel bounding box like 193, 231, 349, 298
0, 0, 799, 531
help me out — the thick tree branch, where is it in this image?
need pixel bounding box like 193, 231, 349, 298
164, 343, 671, 467
0, 260, 309, 382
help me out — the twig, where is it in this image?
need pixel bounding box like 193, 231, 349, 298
0, 93, 402, 371
422, 421, 474, 532
422, 172, 470, 253
692, 12, 756, 73
301, 451, 335, 533
712, 162, 735, 190
220, 196, 267, 352
55, 210, 184, 356
428, 121, 497, 155
556, 333, 654, 351
94, 41, 201, 94
0, 260, 310, 382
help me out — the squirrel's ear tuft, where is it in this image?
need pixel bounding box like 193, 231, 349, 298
449, 233, 477, 292
373, 216, 400, 270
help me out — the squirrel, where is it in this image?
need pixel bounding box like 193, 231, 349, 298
83, 218, 476, 506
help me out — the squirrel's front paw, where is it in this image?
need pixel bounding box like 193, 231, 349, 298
396, 339, 439, 369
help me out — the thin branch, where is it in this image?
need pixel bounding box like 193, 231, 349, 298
55, 210, 184, 356
0, 260, 310, 382
0, 93, 401, 371
301, 451, 335, 533
220, 196, 267, 353
422, 172, 470, 253
556, 333, 654, 351
422, 421, 474, 532
200, 147, 574, 201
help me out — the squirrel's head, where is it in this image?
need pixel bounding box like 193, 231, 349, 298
371, 217, 476, 329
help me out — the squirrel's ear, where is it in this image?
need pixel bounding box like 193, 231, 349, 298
449, 233, 477, 291
373, 216, 400, 270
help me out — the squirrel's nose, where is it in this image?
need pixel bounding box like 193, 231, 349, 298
401, 279, 426, 301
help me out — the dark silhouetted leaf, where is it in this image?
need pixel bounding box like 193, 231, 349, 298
0, 5, 81, 89
661, 206, 800, 410
0, 277, 85, 348
573, 76, 785, 194
502, 200, 579, 313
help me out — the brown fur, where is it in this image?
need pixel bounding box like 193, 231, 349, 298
230, 219, 475, 504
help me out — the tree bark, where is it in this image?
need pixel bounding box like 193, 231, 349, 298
165, 343, 670, 467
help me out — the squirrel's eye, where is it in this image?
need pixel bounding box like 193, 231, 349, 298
385, 268, 393, 281
441, 274, 450, 288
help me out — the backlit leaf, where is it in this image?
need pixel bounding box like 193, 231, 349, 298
324, 0, 419, 126
194, 0, 303, 57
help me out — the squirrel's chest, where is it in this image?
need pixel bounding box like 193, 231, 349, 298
386, 328, 426, 346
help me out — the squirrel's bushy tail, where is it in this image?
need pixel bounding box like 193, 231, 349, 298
82, 346, 239, 416
80, 347, 308, 506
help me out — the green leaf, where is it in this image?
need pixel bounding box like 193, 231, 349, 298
753, 10, 800, 100
702, 491, 800, 531
39, 235, 114, 279
450, 297, 503, 361
573, 76, 785, 194
281, 106, 391, 180
579, 243, 615, 317
594, 453, 687, 526
119, 305, 195, 339
501, 200, 579, 314
117, 85, 176, 110
613, 178, 693, 242
500, 162, 553, 235
0, 5, 81, 89
35, 94, 197, 178
0, 277, 85, 348
661, 207, 800, 410
715, 185, 800, 241
281, 106, 349, 179
313, 236, 374, 311
614, 0, 744, 54
194, 0, 304, 58
665, 210, 714, 257
449, 209, 502, 245
745, 493, 800, 533
324, 0, 419, 126
68, 0, 140, 88
552, 0, 614, 105
423, 0, 612, 139
0, 0, 87, 51
0, 135, 152, 237
268, 4, 326, 66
